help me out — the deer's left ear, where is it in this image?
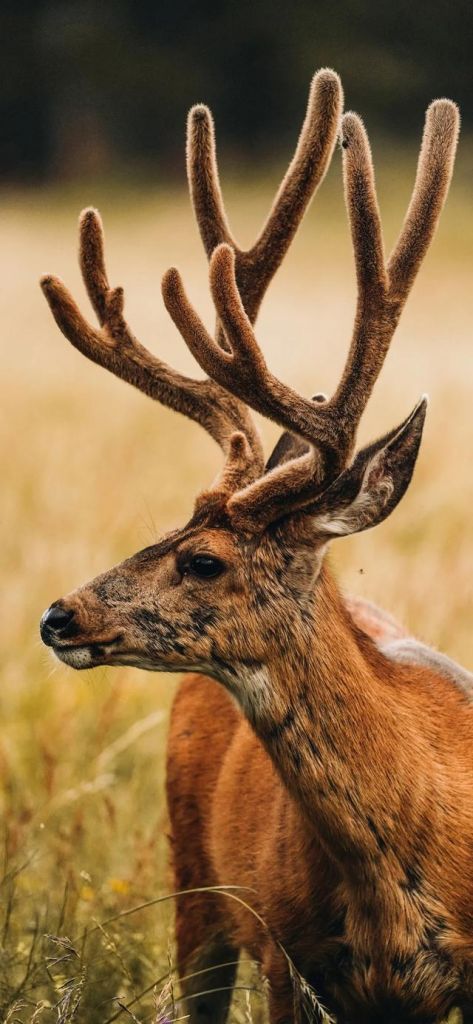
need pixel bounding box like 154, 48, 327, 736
305, 397, 427, 538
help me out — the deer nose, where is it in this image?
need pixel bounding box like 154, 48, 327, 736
40, 602, 76, 645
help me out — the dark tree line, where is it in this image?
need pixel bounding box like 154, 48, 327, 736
1, 0, 471, 181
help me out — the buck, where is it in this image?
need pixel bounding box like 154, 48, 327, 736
39, 70, 472, 1023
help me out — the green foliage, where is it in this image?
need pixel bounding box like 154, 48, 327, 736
0, 1, 471, 181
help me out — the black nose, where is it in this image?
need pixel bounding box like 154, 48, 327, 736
40, 603, 76, 645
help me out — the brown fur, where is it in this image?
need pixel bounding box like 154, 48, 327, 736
40, 508, 473, 1022
165, 558, 473, 1024
167, 612, 473, 1024
38, 74, 470, 1023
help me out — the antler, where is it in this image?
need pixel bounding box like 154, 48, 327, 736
41, 209, 262, 475
187, 68, 342, 329
41, 68, 343, 486
162, 98, 459, 530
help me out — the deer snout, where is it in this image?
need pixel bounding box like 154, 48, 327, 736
40, 590, 125, 670
40, 601, 77, 646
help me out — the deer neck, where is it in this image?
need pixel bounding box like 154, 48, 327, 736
231, 564, 430, 883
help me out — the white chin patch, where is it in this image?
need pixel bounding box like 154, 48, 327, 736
54, 646, 95, 670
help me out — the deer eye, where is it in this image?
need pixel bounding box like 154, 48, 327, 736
188, 554, 224, 579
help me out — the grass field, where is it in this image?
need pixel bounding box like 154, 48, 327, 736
1, 137, 472, 1022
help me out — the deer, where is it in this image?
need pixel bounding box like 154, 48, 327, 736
38, 67, 472, 1023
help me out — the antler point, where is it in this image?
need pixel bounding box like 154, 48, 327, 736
188, 104, 213, 139
217, 240, 233, 254
162, 266, 179, 286
425, 98, 461, 140
229, 431, 251, 458
313, 67, 342, 92
340, 112, 369, 159
79, 206, 101, 226
427, 97, 459, 115
211, 241, 235, 269
308, 68, 344, 130
161, 266, 183, 306
40, 273, 63, 296
341, 111, 364, 131
189, 102, 211, 120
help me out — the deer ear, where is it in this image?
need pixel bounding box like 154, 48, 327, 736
305, 397, 427, 538
265, 395, 327, 471
265, 430, 308, 470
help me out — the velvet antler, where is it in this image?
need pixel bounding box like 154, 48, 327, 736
41, 209, 262, 478
41, 69, 344, 488
187, 68, 342, 329
163, 98, 459, 530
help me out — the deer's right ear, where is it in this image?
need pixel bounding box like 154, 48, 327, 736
265, 395, 327, 471
305, 397, 427, 538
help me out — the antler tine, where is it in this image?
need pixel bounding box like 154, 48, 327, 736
187, 69, 343, 324
248, 70, 342, 293
164, 96, 459, 532
328, 111, 389, 430
187, 104, 235, 260
331, 101, 459, 428
41, 208, 264, 471
163, 244, 341, 453
170, 114, 390, 461
388, 99, 460, 301
79, 207, 111, 325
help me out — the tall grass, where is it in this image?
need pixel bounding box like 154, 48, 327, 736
1, 141, 472, 1020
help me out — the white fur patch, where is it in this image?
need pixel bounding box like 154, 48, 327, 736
381, 638, 473, 697
315, 513, 357, 537
219, 663, 273, 725
54, 645, 95, 670
314, 452, 395, 537
53, 640, 125, 670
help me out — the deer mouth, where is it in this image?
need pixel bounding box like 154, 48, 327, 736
48, 635, 124, 670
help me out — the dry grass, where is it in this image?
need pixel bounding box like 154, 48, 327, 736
1, 139, 472, 1021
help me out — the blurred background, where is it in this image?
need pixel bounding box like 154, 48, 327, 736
1, 0, 473, 181
1, 4, 472, 1022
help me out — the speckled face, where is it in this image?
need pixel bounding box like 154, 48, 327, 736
40, 505, 324, 692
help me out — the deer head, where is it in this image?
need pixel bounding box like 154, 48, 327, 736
39, 74, 459, 709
